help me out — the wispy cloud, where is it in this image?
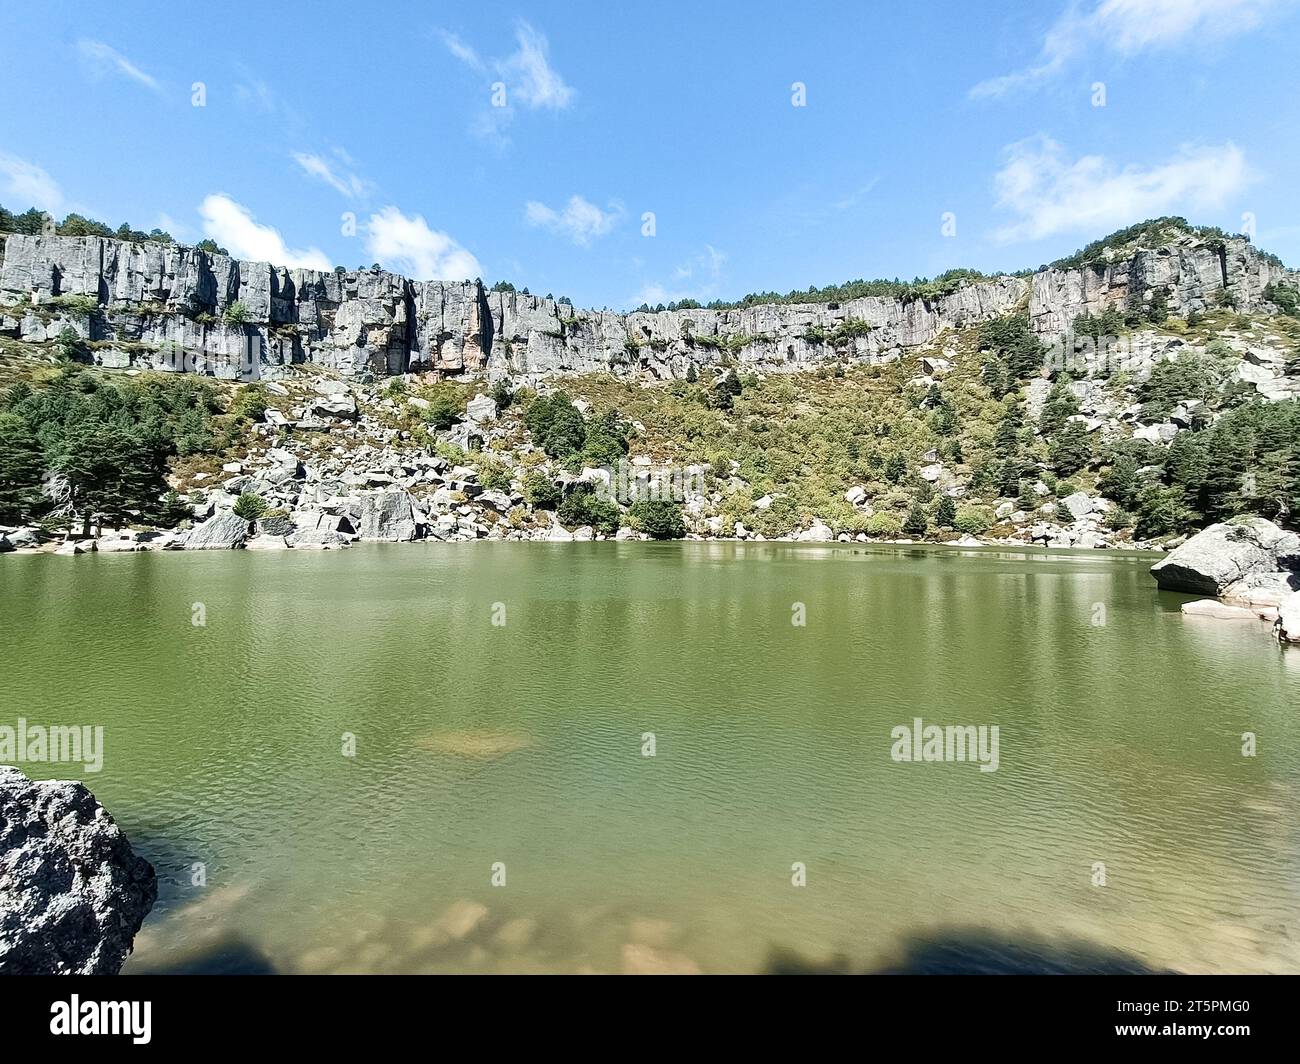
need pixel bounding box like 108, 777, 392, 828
971, 0, 1287, 99
291, 150, 372, 200
364, 206, 481, 281
991, 136, 1251, 242
632, 245, 727, 308
442, 20, 575, 150
75, 39, 162, 94
198, 194, 332, 270
498, 20, 575, 111
439, 30, 485, 73
524, 195, 622, 246
0, 153, 65, 213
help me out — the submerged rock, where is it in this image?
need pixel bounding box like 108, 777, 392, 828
1150, 518, 1300, 596
0, 766, 156, 974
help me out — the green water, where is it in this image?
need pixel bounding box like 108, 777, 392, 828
2, 543, 1298, 974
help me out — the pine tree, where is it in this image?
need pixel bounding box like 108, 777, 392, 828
934, 495, 957, 527
0, 413, 45, 521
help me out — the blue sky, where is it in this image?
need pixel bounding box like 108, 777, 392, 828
1, 0, 1297, 309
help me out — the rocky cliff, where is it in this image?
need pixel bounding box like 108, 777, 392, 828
1, 229, 1294, 383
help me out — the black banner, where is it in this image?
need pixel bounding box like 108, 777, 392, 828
0, 974, 1287, 1051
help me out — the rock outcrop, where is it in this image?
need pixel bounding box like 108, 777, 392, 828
0, 766, 156, 974
1150, 518, 1300, 596
1278, 592, 1300, 643
3, 229, 1295, 383
182, 509, 250, 549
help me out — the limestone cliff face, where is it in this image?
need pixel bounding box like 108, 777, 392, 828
1, 231, 1293, 382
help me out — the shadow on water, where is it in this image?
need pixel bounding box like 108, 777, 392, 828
130, 937, 279, 975
766, 928, 1176, 975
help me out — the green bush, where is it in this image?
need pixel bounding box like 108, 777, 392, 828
523, 471, 561, 509
628, 499, 686, 539
557, 484, 619, 533
863, 512, 902, 537
232, 492, 267, 522
953, 506, 993, 535
524, 392, 586, 458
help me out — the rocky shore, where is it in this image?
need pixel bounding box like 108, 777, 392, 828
1151, 516, 1300, 643
0, 766, 156, 974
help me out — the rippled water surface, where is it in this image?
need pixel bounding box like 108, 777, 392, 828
2, 542, 1298, 974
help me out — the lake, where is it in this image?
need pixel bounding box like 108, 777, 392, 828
2, 542, 1297, 974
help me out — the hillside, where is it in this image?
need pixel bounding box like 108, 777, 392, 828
1, 218, 1298, 552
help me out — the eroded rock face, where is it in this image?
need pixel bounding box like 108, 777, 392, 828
357, 491, 420, 542
4, 231, 1294, 383
0, 766, 157, 974
1150, 518, 1300, 596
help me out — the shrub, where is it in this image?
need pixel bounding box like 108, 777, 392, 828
628, 499, 686, 539
863, 512, 902, 537
902, 503, 930, 536
557, 484, 619, 533
223, 301, 249, 325
523, 471, 562, 509
232, 492, 267, 522
954, 506, 993, 535
524, 392, 586, 458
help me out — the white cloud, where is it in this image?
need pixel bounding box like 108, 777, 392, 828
971, 0, 1285, 98
992, 136, 1251, 242
632, 245, 727, 308
198, 194, 332, 270
439, 30, 485, 72
0, 153, 65, 213
364, 206, 481, 281
524, 195, 622, 246
442, 19, 574, 112
500, 20, 575, 110
76, 39, 162, 94
292, 151, 371, 200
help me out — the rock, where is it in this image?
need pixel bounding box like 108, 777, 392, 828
1222, 571, 1300, 607
615, 526, 638, 541
256, 514, 296, 537
245, 533, 291, 550
995, 501, 1015, 520
183, 510, 250, 550
0, 535, 12, 553
620, 943, 702, 975
1058, 492, 1093, 521
466, 394, 498, 422
952, 535, 983, 547
287, 529, 351, 549
571, 525, 595, 541
1279, 592, 1300, 643
919, 463, 943, 483
312, 395, 358, 419
844, 486, 867, 506
546, 521, 575, 542
797, 519, 835, 542
6, 527, 40, 548
54, 539, 92, 555
0, 767, 157, 974
1150, 518, 1300, 596
357, 491, 419, 541
1181, 599, 1267, 620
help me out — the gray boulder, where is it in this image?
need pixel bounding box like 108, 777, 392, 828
0, 766, 157, 974
1279, 592, 1300, 644
357, 491, 420, 541
1150, 518, 1300, 596
287, 528, 351, 549
184, 510, 250, 550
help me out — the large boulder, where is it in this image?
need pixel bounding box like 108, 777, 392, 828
0, 767, 157, 974
357, 491, 420, 541
1150, 518, 1300, 596
1279, 592, 1300, 644
183, 510, 250, 550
